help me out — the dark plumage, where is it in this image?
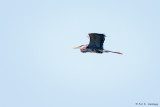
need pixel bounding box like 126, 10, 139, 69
88, 33, 105, 50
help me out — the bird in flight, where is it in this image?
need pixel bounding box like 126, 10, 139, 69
73, 33, 122, 54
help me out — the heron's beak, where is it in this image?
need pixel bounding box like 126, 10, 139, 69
72, 46, 81, 49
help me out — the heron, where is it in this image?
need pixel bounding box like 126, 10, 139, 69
72, 33, 122, 54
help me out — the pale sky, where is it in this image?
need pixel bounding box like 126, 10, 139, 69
0, 0, 160, 107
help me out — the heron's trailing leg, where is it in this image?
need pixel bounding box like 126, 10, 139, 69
103, 50, 122, 54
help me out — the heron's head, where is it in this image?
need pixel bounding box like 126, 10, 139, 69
80, 45, 87, 53
72, 45, 88, 53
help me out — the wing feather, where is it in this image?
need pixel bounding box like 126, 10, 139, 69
88, 33, 105, 50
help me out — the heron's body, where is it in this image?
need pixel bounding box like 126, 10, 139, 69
73, 33, 122, 54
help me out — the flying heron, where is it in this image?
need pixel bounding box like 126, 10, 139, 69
73, 33, 122, 54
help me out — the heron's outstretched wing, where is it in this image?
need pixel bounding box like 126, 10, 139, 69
88, 33, 105, 50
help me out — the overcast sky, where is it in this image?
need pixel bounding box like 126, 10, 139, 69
0, 0, 160, 107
